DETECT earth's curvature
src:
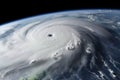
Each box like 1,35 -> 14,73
0,10 -> 120,80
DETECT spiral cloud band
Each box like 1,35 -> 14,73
0,10 -> 120,80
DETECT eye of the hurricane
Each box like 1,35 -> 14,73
47,34 -> 53,37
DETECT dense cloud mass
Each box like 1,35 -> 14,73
0,10 -> 120,80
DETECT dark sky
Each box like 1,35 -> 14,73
0,0 -> 119,24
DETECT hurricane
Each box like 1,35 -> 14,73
0,10 -> 120,80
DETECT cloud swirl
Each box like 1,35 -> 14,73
0,10 -> 120,80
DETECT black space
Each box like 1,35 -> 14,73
0,0 -> 119,24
